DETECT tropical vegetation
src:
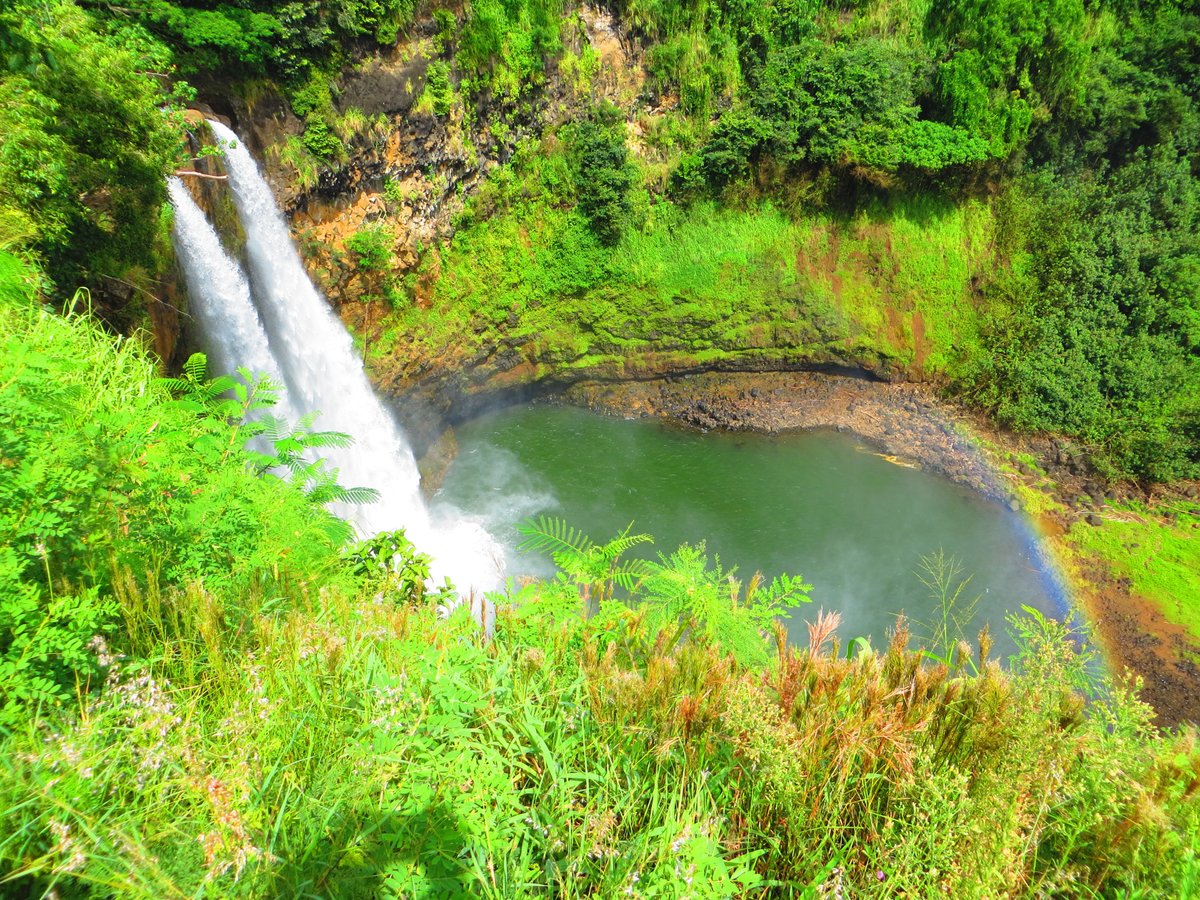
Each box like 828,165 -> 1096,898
2,0 -> 1199,895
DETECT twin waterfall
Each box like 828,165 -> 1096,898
170,121 -> 501,603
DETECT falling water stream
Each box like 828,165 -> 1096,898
171,125 -> 502,599
167,177 -> 300,426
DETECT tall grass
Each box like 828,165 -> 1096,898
273,136 -> 322,193
4,581 -> 1198,898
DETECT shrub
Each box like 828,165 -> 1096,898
423,60 -> 454,117
300,114 -> 342,161
0,265 -> 353,713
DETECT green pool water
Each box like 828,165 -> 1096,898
433,403 -> 1064,658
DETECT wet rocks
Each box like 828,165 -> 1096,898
561,371 -> 1011,505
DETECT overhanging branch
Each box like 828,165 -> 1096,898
175,170 -> 227,180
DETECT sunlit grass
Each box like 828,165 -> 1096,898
5,577 -> 1199,897
371,175 -> 990,387
1070,502 -> 1200,641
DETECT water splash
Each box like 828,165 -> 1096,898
198,122 -> 502,600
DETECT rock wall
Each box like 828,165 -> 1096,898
177,10 -> 928,423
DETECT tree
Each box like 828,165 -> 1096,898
927,0 -> 1088,156
573,119 -> 634,245
0,1 -> 184,302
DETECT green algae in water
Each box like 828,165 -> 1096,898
434,403 -> 1063,659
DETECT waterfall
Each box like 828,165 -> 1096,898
187,122 -> 501,601
167,177 -> 299,426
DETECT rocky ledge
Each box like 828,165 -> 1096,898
562,370 -> 1017,506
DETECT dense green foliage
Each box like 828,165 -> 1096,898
928,0 -> 1086,157
958,5 -> 1200,481
968,156 -> 1200,480
692,37 -> 991,185
2,271 -> 1198,896
0,1 -> 184,304
622,0 -> 1086,179
680,0 -> 1198,479
374,139 -> 990,397
455,0 -> 563,99
355,0 -> 1198,480
0,252 -> 363,718
116,0 -> 416,76
422,59 -> 454,116
571,117 -> 636,245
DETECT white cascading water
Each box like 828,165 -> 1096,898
167,177 -> 300,427
194,121 -> 502,601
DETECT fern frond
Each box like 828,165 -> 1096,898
163,396 -> 205,415
288,456 -> 323,478
247,388 -> 280,413
239,415 -> 268,436
182,352 -> 208,383
317,515 -> 355,544
337,485 -> 381,505
242,449 -> 278,470
610,558 -> 655,592
302,429 -> 356,450
202,374 -> 238,399
636,542 -> 806,667
304,482 -> 343,504
599,524 -> 654,560
517,516 -> 596,557
256,415 -> 292,442
158,376 -> 191,395
760,573 -> 811,613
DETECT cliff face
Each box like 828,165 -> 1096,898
167,8 -> 698,409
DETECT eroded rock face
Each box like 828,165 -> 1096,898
195,17 -> 579,311
282,100 -> 493,311
336,54 -> 430,119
